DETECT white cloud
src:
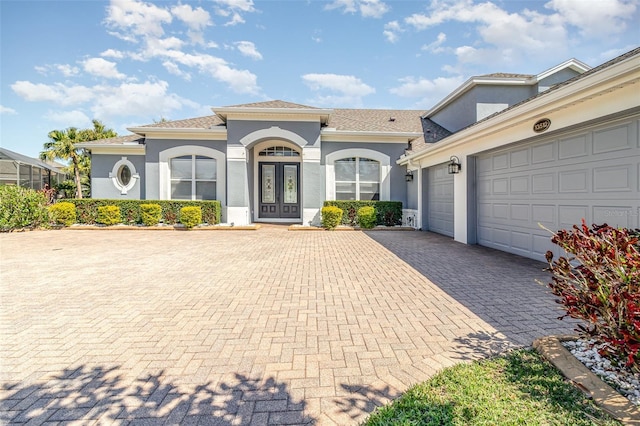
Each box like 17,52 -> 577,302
422,32 -> 447,53
213,0 -> 256,25
235,41 -> 263,60
11,81 -> 94,106
390,75 -> 464,107
545,0 -> 637,37
162,61 -> 191,80
101,48 -> 126,59
0,105 -> 17,115
171,4 -> 211,31
104,0 -> 173,42
325,0 -> 389,18
44,110 -> 92,127
82,58 -> 126,79
404,0 -> 570,65
302,73 -> 375,106
171,4 -> 212,43
383,21 -> 403,43
34,64 -> 80,77
90,80 -> 190,118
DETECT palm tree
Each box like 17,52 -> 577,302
40,120 -> 117,199
40,127 -> 85,198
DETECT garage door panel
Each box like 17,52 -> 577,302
427,163 -> 454,237
594,124 -> 632,153
559,135 -> 588,159
476,116 -> 640,262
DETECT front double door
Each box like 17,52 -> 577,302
258,162 -> 300,219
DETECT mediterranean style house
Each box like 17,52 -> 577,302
81,47 -> 640,262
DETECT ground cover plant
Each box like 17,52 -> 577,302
544,221 -> 640,373
363,349 -> 620,425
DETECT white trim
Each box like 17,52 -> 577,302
213,107 -> 332,125
109,157 -> 139,195
240,126 -> 308,148
325,148 -> 391,201
321,129 -> 421,143
128,127 -> 227,141
158,145 -> 226,204
252,140 -> 302,223
80,145 -> 145,155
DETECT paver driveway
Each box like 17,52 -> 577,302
0,228 -> 576,425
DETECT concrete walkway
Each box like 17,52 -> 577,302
0,228 -> 576,425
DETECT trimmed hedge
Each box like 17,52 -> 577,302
97,205 -> 121,225
323,201 -> 402,226
180,206 -> 202,229
357,206 -> 376,229
140,204 -> 162,226
63,199 -> 221,226
49,202 -> 76,226
321,206 -> 343,229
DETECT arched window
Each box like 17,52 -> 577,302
170,155 -> 216,200
335,157 -> 380,200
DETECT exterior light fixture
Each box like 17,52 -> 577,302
405,170 -> 414,182
448,156 -> 461,174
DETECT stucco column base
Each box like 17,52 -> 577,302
533,335 -> 640,425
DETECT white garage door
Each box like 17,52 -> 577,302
427,162 -> 454,237
477,115 -> 640,262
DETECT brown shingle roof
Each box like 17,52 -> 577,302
140,115 -> 224,129
223,100 -> 319,109
328,108 -> 426,133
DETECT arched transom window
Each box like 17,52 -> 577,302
258,146 -> 300,157
335,157 -> 380,200
170,155 -> 216,200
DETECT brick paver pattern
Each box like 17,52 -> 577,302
0,229 -> 576,425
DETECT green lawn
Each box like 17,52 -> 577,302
363,349 -> 620,426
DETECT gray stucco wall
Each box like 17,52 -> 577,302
406,177 -> 418,210
431,85 -> 536,133
538,69 -> 581,91
144,139 -> 228,200
91,154 -> 145,199
227,120 -> 322,148
321,141 -> 408,205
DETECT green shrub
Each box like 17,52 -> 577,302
323,201 -> 402,226
544,220 -> 640,373
180,206 -> 202,228
321,206 -> 343,230
140,203 -> 162,226
0,185 -> 49,231
357,206 -> 376,229
97,205 -> 121,225
65,199 -> 221,225
49,202 -> 76,226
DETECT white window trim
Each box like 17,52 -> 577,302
109,157 -> 139,195
159,146 -> 226,204
326,148 -> 391,201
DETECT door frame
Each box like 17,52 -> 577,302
252,140 -> 302,223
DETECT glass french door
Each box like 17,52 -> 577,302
258,162 -> 300,219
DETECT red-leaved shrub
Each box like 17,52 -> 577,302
545,220 -> 640,373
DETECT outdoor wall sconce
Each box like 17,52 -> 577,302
448,156 -> 462,174
405,171 -> 414,182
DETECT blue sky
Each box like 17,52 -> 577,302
1,0 -> 638,158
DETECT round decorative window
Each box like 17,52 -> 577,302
110,157 -> 139,195
117,165 -> 132,186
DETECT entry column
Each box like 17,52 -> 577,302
226,145 -> 251,225
302,146 -> 322,226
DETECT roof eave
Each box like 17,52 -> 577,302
213,107 -> 333,124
